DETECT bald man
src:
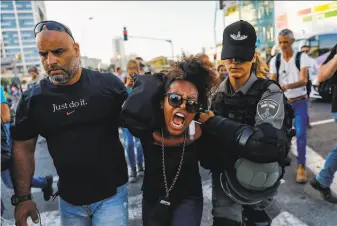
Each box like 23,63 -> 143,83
10,21 -> 129,226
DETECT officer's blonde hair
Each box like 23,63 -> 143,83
253,51 -> 269,79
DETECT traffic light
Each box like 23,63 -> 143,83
123,27 -> 128,41
219,0 -> 224,10
213,53 -> 217,61
15,54 -> 21,61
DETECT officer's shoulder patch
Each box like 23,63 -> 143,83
257,99 -> 280,121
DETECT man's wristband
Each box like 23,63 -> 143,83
11,194 -> 32,206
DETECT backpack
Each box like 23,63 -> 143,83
275,52 -> 311,94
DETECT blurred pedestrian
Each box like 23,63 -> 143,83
310,44 -> 337,204
27,66 -> 43,90
217,64 -> 228,82
123,60 -> 145,183
116,66 -> 127,83
270,28 -> 311,184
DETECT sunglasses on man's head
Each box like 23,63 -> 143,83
34,21 -> 75,41
165,93 -> 200,113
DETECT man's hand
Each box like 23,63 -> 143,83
197,111 -> 215,124
125,76 -> 134,88
280,84 -> 288,91
14,200 -> 39,226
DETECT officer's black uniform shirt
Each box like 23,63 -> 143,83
12,68 -> 129,205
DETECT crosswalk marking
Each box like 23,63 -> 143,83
310,118 -> 335,127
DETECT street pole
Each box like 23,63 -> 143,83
82,17 -> 94,63
128,35 -> 174,61
213,1 -> 218,65
169,40 -> 174,61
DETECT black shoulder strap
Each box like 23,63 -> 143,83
295,52 -> 302,72
246,78 -> 270,97
275,54 -> 281,82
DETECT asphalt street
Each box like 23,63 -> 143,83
1,98 -> 337,226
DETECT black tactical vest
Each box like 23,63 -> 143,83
212,78 -> 269,126
212,78 -> 295,153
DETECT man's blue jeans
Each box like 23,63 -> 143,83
1,122 -> 47,189
290,98 -> 308,165
59,184 -> 128,226
122,128 -> 144,169
316,113 -> 337,188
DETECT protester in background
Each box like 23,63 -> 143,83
116,67 -> 127,83
270,28 -> 311,184
136,56 -> 145,75
0,87 -> 11,127
1,116 -> 12,217
301,45 -> 319,129
11,20 -> 129,225
27,66 -> 43,90
124,60 -> 145,182
267,45 -> 281,68
9,84 -> 20,111
217,64 -> 228,82
310,44 -> 337,204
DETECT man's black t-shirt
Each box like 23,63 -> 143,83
322,44 -> 337,112
12,68 -> 129,205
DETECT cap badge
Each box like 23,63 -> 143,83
230,31 -> 248,41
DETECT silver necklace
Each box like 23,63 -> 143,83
161,129 -> 186,198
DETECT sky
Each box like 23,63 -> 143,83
45,1 -> 218,64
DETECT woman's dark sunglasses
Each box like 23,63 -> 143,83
34,21 -> 75,41
165,93 -> 200,113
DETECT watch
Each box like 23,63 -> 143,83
11,194 -> 32,206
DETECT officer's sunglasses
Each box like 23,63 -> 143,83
34,21 -> 75,41
228,58 -> 246,64
165,93 -> 200,113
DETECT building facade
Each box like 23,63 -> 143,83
1,1 -> 47,75
238,0 -> 275,51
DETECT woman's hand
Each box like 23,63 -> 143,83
125,76 -> 134,88
197,111 -> 215,124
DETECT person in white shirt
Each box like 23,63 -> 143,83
270,29 -> 310,184
116,67 -> 126,84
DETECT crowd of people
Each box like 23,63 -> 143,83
1,18 -> 336,226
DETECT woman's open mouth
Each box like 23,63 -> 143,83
171,112 -> 186,129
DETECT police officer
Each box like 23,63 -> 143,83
198,20 -> 292,226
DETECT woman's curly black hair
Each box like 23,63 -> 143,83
154,53 -> 219,109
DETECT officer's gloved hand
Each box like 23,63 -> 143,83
237,125 -> 287,164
